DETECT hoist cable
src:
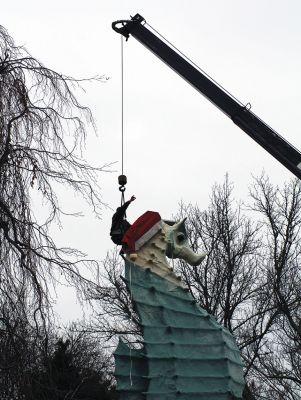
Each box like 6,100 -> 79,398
121,35 -> 124,175
119,36 -> 127,209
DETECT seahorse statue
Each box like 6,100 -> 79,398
114,211 -> 245,399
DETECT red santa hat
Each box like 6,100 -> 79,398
122,211 -> 162,253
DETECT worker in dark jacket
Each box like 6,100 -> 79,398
110,195 -> 136,245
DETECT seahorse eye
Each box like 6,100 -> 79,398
176,232 -> 186,243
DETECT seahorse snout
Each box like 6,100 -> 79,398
177,246 -> 206,266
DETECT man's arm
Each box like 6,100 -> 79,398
114,196 -> 136,219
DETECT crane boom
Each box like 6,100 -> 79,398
112,14 -> 301,180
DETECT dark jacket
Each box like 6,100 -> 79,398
110,200 -> 131,245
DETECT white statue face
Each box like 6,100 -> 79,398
163,219 -> 206,266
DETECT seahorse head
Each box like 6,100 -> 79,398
163,219 -> 206,266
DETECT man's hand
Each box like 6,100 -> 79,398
130,195 -> 136,202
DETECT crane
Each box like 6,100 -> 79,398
112,13 -> 301,180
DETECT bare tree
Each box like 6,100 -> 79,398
0,316 -> 117,400
0,24 -> 109,331
28,324 -> 117,400
247,175 -> 301,399
0,298 -> 40,399
88,249 -> 142,345
175,178 -> 262,330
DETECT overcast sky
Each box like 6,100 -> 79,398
3,1 -> 301,321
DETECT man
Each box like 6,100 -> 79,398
110,195 -> 136,245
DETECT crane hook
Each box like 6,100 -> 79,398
118,174 -> 127,206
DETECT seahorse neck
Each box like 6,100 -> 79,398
126,230 -> 184,287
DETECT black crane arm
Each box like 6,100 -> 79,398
112,14 -> 301,180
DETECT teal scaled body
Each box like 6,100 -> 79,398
114,260 -> 245,400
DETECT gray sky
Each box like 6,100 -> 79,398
3,0 -> 301,320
